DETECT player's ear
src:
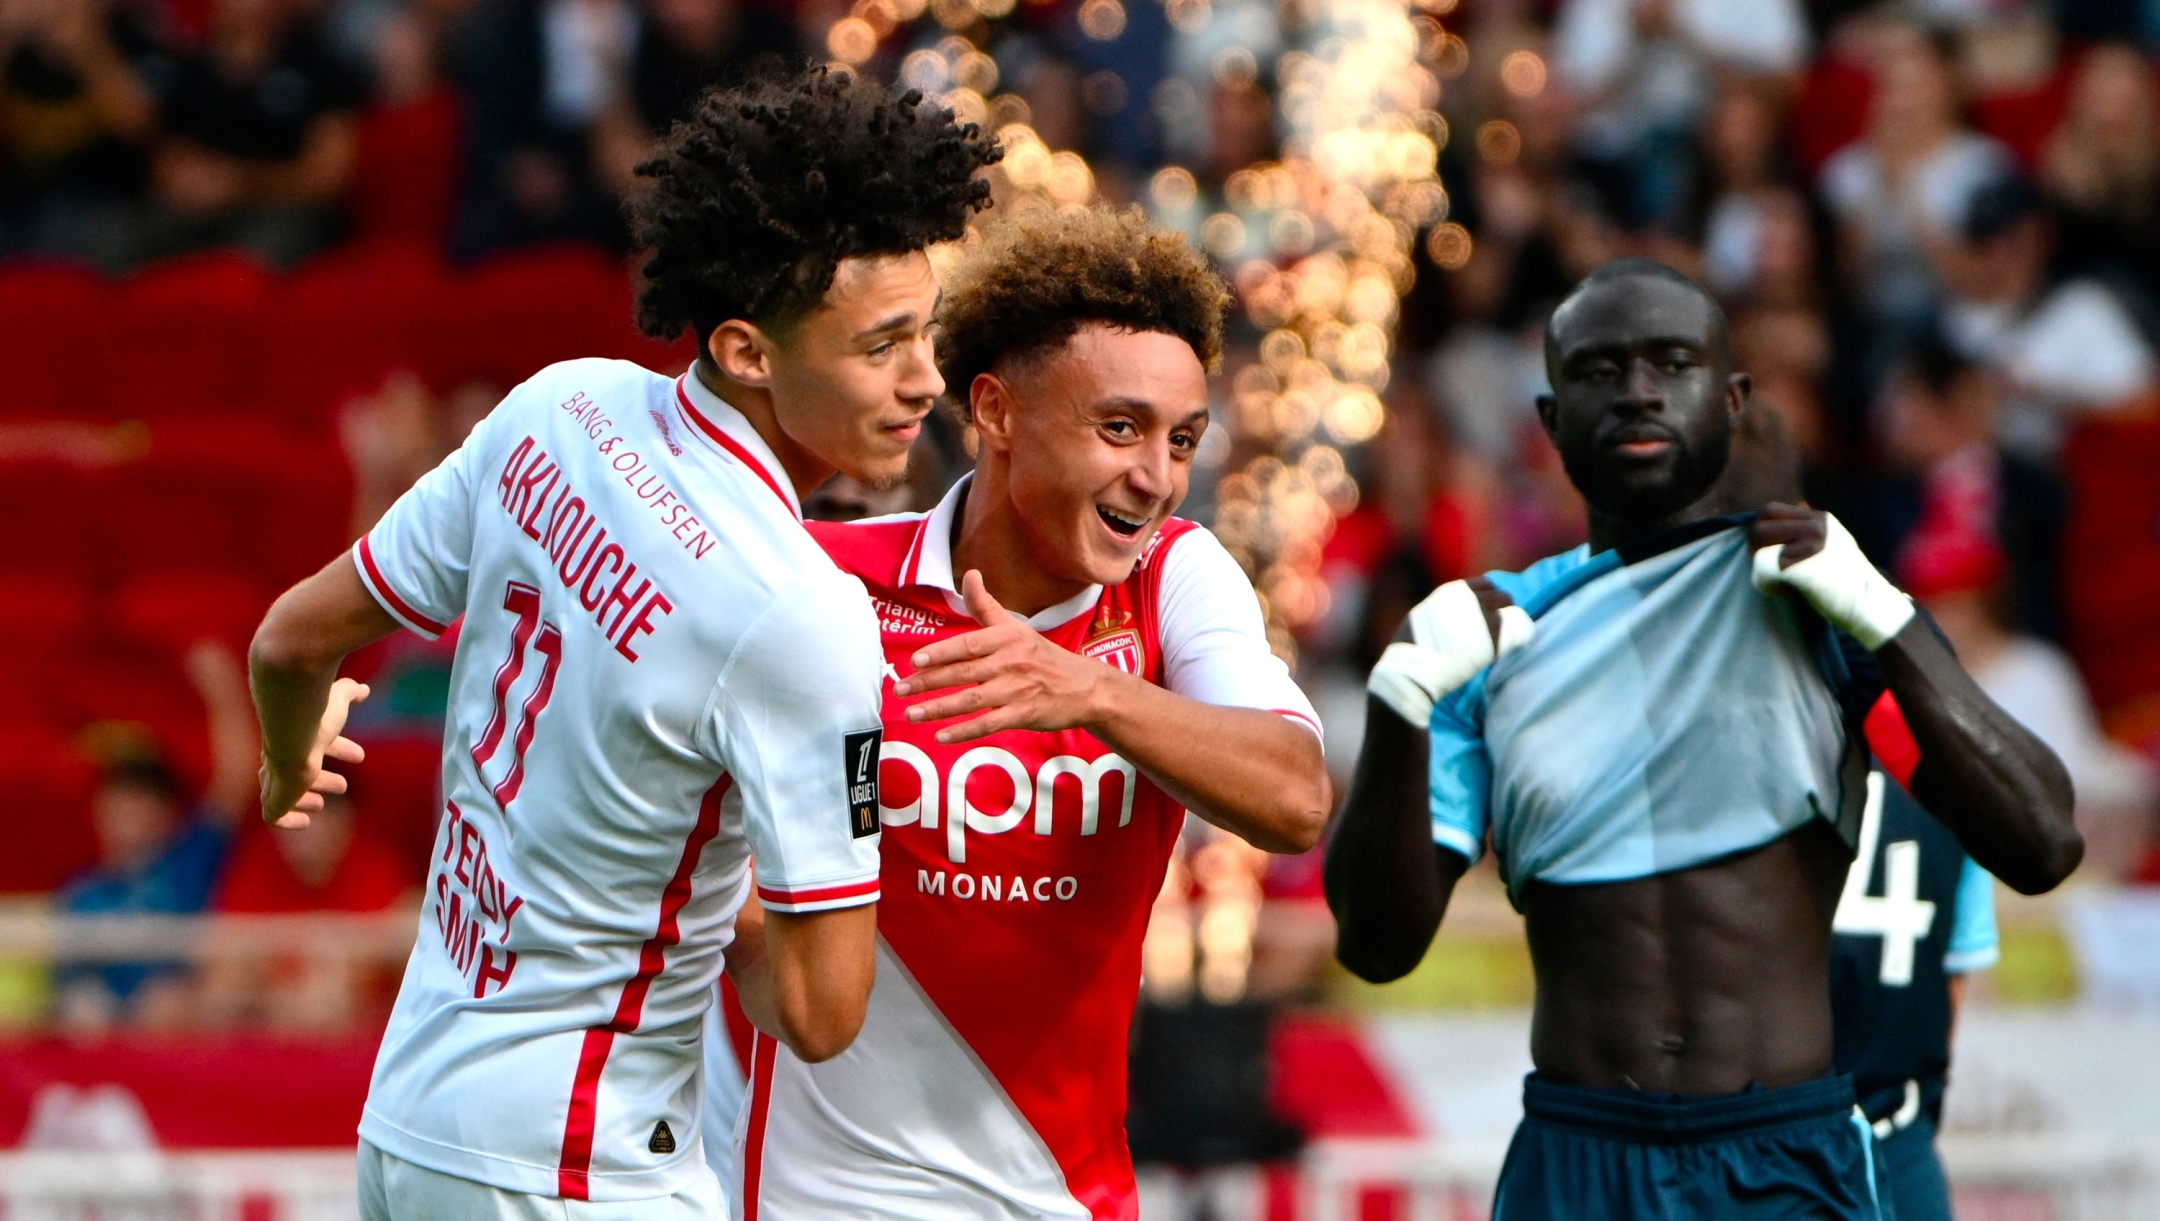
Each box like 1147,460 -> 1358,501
1726,371 -> 1752,420
707,320 -> 774,389
1534,393 -> 1559,440
969,373 -> 1016,455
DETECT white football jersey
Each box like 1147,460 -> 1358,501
352,359 -> 885,1203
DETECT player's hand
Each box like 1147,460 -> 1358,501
892,570 -> 1117,744
1750,503 -> 1914,650
258,678 -> 370,829
1367,576 -> 1533,727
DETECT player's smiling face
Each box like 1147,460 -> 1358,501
983,325 -> 1209,587
764,251 -> 944,489
1538,275 -> 1746,529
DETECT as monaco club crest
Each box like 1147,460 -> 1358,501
1082,604 -> 1144,675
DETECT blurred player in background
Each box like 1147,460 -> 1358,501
1326,258 -> 2080,1220
1740,395 -> 2002,1221
252,68 -> 998,1221
1832,743 -> 1998,1221
722,206 -> 1330,1220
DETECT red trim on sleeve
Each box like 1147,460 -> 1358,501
1272,708 -> 1324,740
356,535 -> 449,636
740,1030 -> 778,1221
675,380 -> 797,519
1864,692 -> 1922,790
556,774 -> 731,1198
756,876 -> 880,909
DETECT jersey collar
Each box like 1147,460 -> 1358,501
902,473 -> 1103,631
673,373 -> 802,520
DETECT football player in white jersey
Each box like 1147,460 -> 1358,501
724,207 -> 1333,1219
247,69 -> 999,1221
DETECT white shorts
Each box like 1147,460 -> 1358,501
359,1140 -> 728,1221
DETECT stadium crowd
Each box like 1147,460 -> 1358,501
2,0 -> 2159,1040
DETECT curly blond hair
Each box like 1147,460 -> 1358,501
935,205 -> 1229,418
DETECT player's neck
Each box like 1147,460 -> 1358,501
1585,481 -> 1733,554
692,362 -> 837,500
951,462 -> 1092,618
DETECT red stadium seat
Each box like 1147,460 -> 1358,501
351,92 -> 463,244
92,467 -> 252,577
417,246 -> 686,392
107,570 -> 271,654
0,463 -> 101,576
0,263 -> 106,418
2062,415 -> 2160,712
345,735 -> 445,876
104,253 -> 273,420
0,574 -> 92,724
258,241 -> 446,431
0,721 -> 100,891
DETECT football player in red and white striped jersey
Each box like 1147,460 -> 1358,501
724,206 -> 1331,1220
249,70 -> 998,1221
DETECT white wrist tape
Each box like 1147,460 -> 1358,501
1751,512 -> 1914,651
1368,580 -> 1533,725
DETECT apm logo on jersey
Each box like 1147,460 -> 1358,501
1082,605 -> 1144,675
845,728 -> 883,839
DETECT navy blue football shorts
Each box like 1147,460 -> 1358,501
1492,1073 -> 1888,1221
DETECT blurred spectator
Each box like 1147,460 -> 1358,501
51,642 -> 255,1030
588,0 -> 796,196
452,0 -> 637,256
1904,530 -> 2158,882
113,0 -> 361,268
1819,22 -> 2009,354
1422,240 -> 1548,468
1551,0 -> 1808,229
1880,331 -> 2064,641
2041,43 -> 2160,289
340,369 -> 498,537
1938,175 -> 2159,457
1688,87 -> 1818,308
0,0 -> 158,259
454,0 -> 796,257
349,4 -> 461,242
196,793 -> 417,1030
1732,304 -> 1829,463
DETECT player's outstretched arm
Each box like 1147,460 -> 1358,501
895,571 -> 1329,854
1325,578 -> 1522,982
724,894 -> 877,1064
1870,621 -> 2080,893
1325,692 -> 1470,983
251,551 -> 400,828
1752,505 -> 2081,893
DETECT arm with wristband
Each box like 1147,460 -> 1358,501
1325,575 -> 1530,982
1749,504 -> 2081,894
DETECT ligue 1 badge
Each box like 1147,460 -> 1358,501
1082,604 -> 1143,675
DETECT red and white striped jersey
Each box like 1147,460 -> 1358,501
353,359 -> 885,1203
730,474 -> 1319,1221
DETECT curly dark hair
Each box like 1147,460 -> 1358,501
936,205 -> 1230,418
628,68 -> 1000,346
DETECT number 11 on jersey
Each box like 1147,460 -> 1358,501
472,582 -> 565,811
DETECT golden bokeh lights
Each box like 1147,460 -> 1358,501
819,0 -> 1460,1002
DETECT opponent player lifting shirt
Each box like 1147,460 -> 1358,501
248,70 -> 998,1220
1325,258 -> 2080,1219
724,206 -> 1331,1220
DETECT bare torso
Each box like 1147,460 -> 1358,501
1521,819 -> 1851,1094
